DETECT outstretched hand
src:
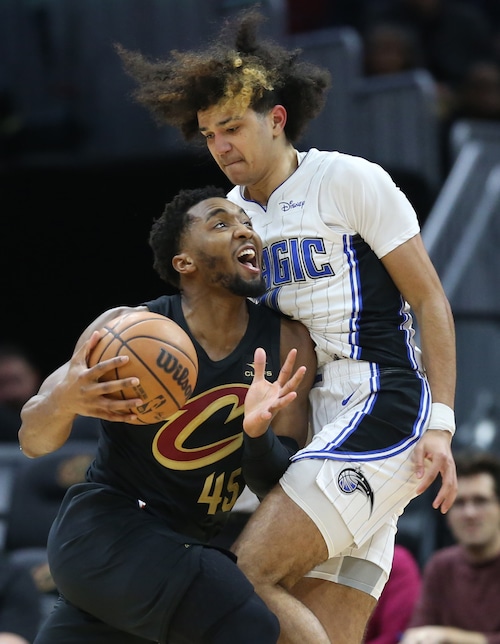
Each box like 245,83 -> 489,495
243,347 -> 306,438
412,429 -> 457,514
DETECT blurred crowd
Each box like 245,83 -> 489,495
288,0 -> 500,172
2,1 -> 500,641
0,344 -> 98,642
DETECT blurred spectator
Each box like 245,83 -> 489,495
6,451 -> 94,553
362,22 -> 423,76
0,343 -> 99,442
453,60 -> 500,122
0,344 -> 40,415
0,553 -> 41,643
358,19 -> 438,226
286,0 -> 374,34
439,59 -> 500,172
401,451 -> 500,644
0,344 -> 41,442
364,544 -> 421,644
368,0 -> 495,88
6,449 -> 95,620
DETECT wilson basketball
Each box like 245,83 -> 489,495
88,310 -> 198,425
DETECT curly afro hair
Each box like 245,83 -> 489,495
116,8 -> 331,143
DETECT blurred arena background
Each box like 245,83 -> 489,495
1,0 -> 500,567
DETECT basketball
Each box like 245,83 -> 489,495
88,310 -> 198,425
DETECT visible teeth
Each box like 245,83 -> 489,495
238,248 -> 255,259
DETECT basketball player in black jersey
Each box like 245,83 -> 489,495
19,185 -> 317,644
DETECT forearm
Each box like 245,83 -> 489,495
402,626 -> 488,644
19,374 -> 75,457
242,428 -> 298,499
418,296 -> 456,408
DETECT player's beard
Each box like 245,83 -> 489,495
201,250 -> 267,298
222,274 -> 267,298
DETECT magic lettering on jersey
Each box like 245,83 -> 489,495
261,237 -> 335,289
152,384 -> 248,470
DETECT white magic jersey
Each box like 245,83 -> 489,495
227,149 -> 422,370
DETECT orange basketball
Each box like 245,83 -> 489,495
88,310 -> 198,425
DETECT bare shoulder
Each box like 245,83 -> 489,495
90,304 -> 148,329
75,304 -> 149,349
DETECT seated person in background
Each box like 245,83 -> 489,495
453,60 -> 500,122
362,22 -> 423,77
401,451 -> 500,644
0,344 -> 41,442
6,450 -> 95,605
363,544 -> 421,644
0,553 -> 41,644
0,343 -> 99,443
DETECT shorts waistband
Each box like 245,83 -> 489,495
316,358 -> 375,383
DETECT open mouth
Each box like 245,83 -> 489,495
237,247 -> 258,269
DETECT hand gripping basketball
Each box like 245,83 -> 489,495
88,311 -> 198,425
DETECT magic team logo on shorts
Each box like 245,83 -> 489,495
338,467 -> 374,514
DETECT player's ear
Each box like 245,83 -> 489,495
270,105 -> 287,134
172,253 -> 196,275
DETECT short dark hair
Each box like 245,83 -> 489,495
454,451 -> 500,501
116,8 -> 331,143
149,185 -> 226,289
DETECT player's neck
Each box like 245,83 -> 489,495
464,532 -> 500,563
244,145 -> 298,206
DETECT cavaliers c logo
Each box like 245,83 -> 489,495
152,384 -> 248,470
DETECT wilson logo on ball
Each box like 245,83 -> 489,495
157,348 -> 195,399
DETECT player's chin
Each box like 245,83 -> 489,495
230,274 -> 266,298
245,278 -> 267,298
223,164 -> 247,184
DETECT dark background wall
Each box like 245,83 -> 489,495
0,0 -> 434,377
0,0 -> 264,377
1,153 -> 231,377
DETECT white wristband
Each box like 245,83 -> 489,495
428,403 -> 456,437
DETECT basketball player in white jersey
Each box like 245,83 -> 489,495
117,9 -> 457,643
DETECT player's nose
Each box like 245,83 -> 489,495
234,222 -> 253,238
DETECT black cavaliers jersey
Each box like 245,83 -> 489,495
87,295 -> 282,541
